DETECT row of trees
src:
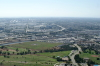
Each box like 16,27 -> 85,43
44,45 -> 78,53
0,51 -> 10,55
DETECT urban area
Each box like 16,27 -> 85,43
0,18 -> 100,66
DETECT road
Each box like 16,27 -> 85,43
74,44 -> 82,52
52,23 -> 66,32
68,44 -> 83,66
69,50 -> 79,66
54,44 -> 85,66
56,24 -> 66,31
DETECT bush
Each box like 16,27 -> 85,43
97,58 -> 99,60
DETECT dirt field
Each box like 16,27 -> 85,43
91,55 -> 99,57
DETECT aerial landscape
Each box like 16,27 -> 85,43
0,18 -> 100,66
0,0 -> 100,66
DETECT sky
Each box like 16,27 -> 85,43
0,0 -> 100,18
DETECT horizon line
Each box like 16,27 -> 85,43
0,17 -> 100,19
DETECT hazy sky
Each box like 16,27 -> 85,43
0,0 -> 100,18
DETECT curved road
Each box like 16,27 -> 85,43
68,44 -> 82,66
74,44 -> 82,52
54,44 -> 83,66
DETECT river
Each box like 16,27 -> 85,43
0,41 -> 30,46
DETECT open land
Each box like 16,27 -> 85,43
79,49 -> 100,64
0,41 -> 71,66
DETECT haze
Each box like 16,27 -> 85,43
0,0 -> 100,18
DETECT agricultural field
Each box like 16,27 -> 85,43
0,41 -> 71,66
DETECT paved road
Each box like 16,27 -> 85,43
54,63 -> 60,66
56,24 -> 66,31
54,44 -> 85,66
53,23 -> 66,32
69,50 -> 79,66
74,44 -> 82,52
68,44 -> 83,66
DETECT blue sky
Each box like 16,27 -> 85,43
0,0 -> 100,18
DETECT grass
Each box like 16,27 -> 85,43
0,41 -> 70,66
37,51 -> 71,58
6,41 -> 62,50
0,55 -> 56,66
79,52 -> 100,64
0,55 -> 56,62
0,54 -> 57,66
0,51 -> 71,66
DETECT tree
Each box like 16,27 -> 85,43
17,53 -> 20,55
25,51 -> 28,54
39,50 -> 42,53
25,61 -> 26,63
7,52 -> 10,55
0,62 -> 3,65
7,56 -> 10,58
74,55 -> 83,63
4,55 -> 6,58
1,46 -> 5,49
97,58 -> 99,60
28,49 -> 30,52
34,51 -> 37,54
52,56 -> 55,58
79,51 -> 81,54
16,48 -> 19,52
56,57 -> 62,61
87,60 -> 95,66
20,52 -> 25,55
13,52 -> 15,54
0,50 -> 2,54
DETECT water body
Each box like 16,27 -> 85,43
0,41 -> 30,46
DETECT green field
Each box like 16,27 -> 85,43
6,41 -> 62,50
0,51 -> 70,66
0,41 -> 70,66
79,52 -> 100,64
0,54 -> 57,66
37,51 -> 71,57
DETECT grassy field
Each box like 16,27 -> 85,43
6,41 -> 62,51
79,52 -> 100,64
0,54 -> 57,66
0,51 -> 70,66
0,41 -> 71,66
37,51 -> 71,58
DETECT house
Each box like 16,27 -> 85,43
83,58 -> 90,62
62,56 -> 69,61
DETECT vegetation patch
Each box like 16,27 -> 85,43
6,41 -> 62,50
0,41 -> 72,66
79,52 -> 100,64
